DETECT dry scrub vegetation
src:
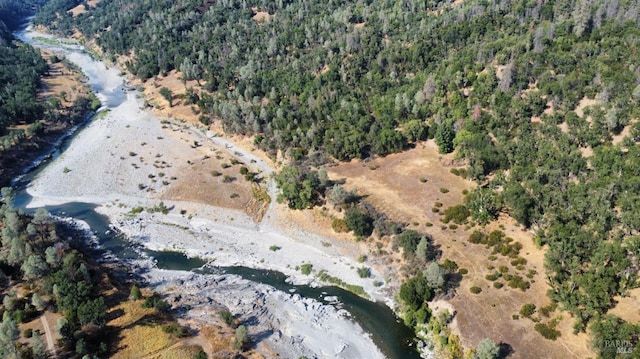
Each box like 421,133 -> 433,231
327,141 -> 593,358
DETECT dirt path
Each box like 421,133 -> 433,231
40,315 -> 56,355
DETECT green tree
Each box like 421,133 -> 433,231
232,325 -> 249,351
435,120 -> 455,154
130,285 -> 142,300
344,208 -> 374,238
473,338 -> 499,359
159,87 -> 173,107
31,331 -> 47,359
424,262 -> 445,292
0,314 -> 19,358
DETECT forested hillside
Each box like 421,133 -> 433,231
33,0 -> 640,357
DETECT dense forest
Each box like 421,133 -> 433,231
32,0 -> 640,357
0,0 -> 101,187
0,0 -> 49,141
0,188 -> 109,358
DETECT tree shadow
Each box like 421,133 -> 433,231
498,342 -> 514,358
250,329 -> 274,346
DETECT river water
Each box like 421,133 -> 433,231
13,27 -> 422,359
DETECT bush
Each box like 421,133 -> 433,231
357,266 -> 371,278
219,309 -> 235,328
493,281 -> 504,289
520,303 -> 536,317
442,205 -> 470,224
300,263 -> 313,275
468,230 -> 485,244
439,187 -> 449,193
163,323 -> 189,337
269,245 -> 281,251
232,325 -> 249,350
470,286 -> 482,294
508,275 -> 530,291
331,218 -> 349,232
539,303 -> 558,317
534,322 -> 561,340
23,328 -> 33,338
344,208 -> 374,238
130,285 -> 142,300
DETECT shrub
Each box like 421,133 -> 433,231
508,276 -> 530,291
357,267 -> 371,278
163,323 -> 189,337
442,258 -> 458,272
219,309 -> 235,327
459,268 -> 468,275
269,245 -> 281,251
539,303 -> 558,317
442,205 -> 470,224
130,285 -> 142,300
344,208 -> 374,238
439,187 -> 449,193
485,272 -> 501,281
534,322 -> 561,340
511,257 -> 527,266
468,230 -> 485,244
493,281 -> 504,289
331,218 -> 349,233
520,303 -> 536,317
470,286 -> 482,294
23,328 -> 33,338
232,325 -> 249,350
300,263 -> 313,275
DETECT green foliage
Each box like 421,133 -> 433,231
470,286 -> 482,294
142,293 -> 171,312
534,322 -> 561,340
357,266 -> 371,278
130,285 -> 141,300
300,263 -> 313,275
232,325 -> 249,351
590,315 -> 640,359
435,120 -> 455,154
519,303 -> 536,318
441,205 -> 470,224
396,230 -> 422,257
275,166 -> 327,210
162,322 -> 189,338
159,87 -> 173,107
218,309 -> 235,328
344,208 -> 374,238
473,338 -> 499,359
399,272 -> 433,311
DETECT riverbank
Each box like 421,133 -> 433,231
0,46 -> 97,188
143,268 -> 385,359
18,26 -> 414,358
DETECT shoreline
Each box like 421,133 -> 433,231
17,26 -> 423,359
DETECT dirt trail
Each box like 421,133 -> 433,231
40,315 -> 56,354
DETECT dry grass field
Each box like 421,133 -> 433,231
327,141 -> 594,358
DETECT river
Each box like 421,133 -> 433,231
13,25 -> 424,359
